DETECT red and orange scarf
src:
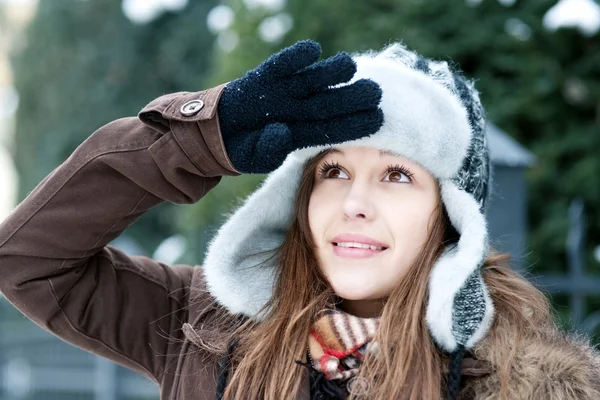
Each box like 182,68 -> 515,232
308,309 -> 381,383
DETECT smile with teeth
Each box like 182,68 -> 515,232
334,242 -> 386,251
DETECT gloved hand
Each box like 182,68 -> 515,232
217,40 -> 384,174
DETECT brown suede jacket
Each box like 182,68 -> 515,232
1,85 -> 599,399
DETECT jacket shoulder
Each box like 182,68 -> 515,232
462,329 -> 600,399
183,265 -> 235,342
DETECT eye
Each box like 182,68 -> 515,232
318,161 -> 349,180
384,164 -> 414,183
317,161 -> 415,183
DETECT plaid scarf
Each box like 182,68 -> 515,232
308,309 -> 381,383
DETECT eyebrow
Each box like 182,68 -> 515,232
379,149 -> 401,157
327,148 -> 400,157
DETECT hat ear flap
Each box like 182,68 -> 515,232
453,270 -> 495,349
203,155 -> 305,318
426,180 -> 494,352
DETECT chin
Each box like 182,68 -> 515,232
329,280 -> 381,301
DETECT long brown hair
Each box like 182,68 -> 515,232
191,150 -> 555,399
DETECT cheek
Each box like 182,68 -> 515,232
386,197 -> 437,249
308,188 -> 337,239
308,192 -> 326,245
307,194 -> 317,236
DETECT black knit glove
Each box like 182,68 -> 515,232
217,40 -> 384,174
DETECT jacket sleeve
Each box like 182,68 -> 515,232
0,83 -> 239,384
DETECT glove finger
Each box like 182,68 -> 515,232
287,52 -> 356,98
258,40 -> 322,79
254,123 -> 293,173
228,123 -> 292,174
296,79 -> 382,120
290,108 -> 384,149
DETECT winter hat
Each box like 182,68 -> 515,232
204,42 -> 493,391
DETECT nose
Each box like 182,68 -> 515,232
342,182 -> 375,221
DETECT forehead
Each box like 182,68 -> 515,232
328,147 -> 398,156
323,146 -> 408,162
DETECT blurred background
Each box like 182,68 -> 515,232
0,0 -> 599,398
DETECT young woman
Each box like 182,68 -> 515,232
0,40 -> 598,400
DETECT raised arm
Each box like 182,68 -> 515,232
0,84 -> 238,384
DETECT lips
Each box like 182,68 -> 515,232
332,244 -> 386,259
331,233 -> 388,249
330,233 -> 388,259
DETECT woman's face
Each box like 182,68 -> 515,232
308,146 -> 439,311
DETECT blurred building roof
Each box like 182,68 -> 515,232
488,123 -> 536,168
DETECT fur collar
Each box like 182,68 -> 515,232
461,328 -> 600,399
